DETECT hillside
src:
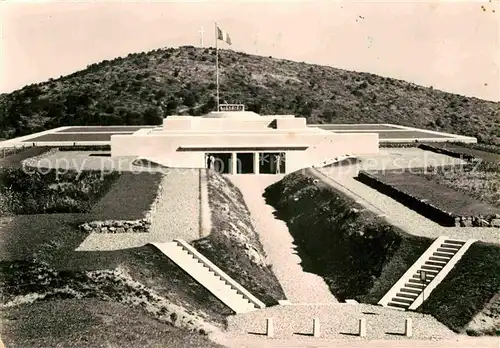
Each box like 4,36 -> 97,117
1,46 -> 499,145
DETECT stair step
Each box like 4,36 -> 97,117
417,269 -> 439,277
400,287 -> 422,295
421,265 -> 443,272
405,283 -> 425,289
425,260 -> 446,267
387,302 -> 409,309
429,256 -> 450,262
440,243 -> 462,250
396,292 -> 418,299
444,239 -> 465,245
408,278 -> 431,284
433,252 -> 453,258
155,243 -> 257,313
391,297 -> 413,305
436,247 -> 458,254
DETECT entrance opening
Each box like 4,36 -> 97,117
259,152 -> 285,174
236,153 -> 254,174
206,153 -> 232,174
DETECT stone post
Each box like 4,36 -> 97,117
405,318 -> 413,337
266,318 -> 274,337
313,318 -> 320,337
358,318 -> 366,337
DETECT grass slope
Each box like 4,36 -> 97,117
0,46 -> 499,145
0,298 -> 223,348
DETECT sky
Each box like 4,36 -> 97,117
0,0 -> 499,101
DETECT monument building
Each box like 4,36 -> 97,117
110,105 -> 379,174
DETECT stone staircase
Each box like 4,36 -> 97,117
378,236 -> 476,311
150,239 -> 265,314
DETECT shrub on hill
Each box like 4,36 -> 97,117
0,168 -> 120,214
0,47 -> 498,145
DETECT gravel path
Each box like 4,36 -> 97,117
212,334 -> 497,348
77,169 -> 200,251
224,303 -> 455,340
228,175 -> 338,304
314,168 -> 500,245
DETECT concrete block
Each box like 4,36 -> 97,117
405,318 -> 413,337
266,318 -> 274,337
358,318 -> 367,337
313,318 -> 320,337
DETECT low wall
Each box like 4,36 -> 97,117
418,144 -> 476,162
79,218 -> 151,233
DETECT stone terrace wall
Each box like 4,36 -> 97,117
79,218 -> 151,233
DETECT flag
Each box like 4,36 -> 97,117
217,25 -> 232,45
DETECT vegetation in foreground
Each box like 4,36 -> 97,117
0,46 -> 498,145
0,298 -> 223,348
264,169 -> 500,335
0,168 -> 120,215
193,171 -> 286,306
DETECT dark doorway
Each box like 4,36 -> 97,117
206,153 -> 232,174
237,153 -> 254,174
259,152 -> 286,174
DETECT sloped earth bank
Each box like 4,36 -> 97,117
0,260 -> 221,334
263,170 -> 500,335
192,171 -> 286,306
0,299 -> 223,348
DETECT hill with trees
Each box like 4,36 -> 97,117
1,46 -> 499,145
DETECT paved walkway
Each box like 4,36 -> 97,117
211,334 -> 497,348
228,175 -> 338,304
222,302 -> 454,341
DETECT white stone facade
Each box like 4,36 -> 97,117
110,111 -> 379,174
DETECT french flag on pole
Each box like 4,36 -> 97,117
216,25 -> 232,45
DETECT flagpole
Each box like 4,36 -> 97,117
215,21 -> 220,112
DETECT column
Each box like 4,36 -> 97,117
254,152 -> 260,174
231,152 -> 237,174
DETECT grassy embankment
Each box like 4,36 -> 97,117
0,162 -> 227,347
193,170 -> 286,306
264,170 -> 500,335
